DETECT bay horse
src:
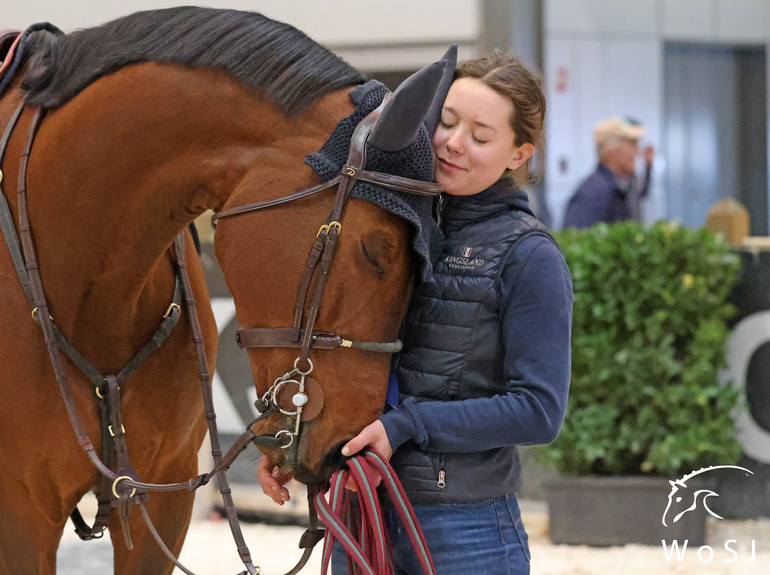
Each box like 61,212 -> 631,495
0,7 -> 452,574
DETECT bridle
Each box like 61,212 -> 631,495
211,94 -> 442,451
0,89 -> 441,575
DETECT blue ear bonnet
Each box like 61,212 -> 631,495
305,80 -> 443,282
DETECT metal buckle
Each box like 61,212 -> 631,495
31,307 -> 53,322
164,303 -> 181,318
316,221 -> 342,237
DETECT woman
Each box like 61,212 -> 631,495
260,51 -> 573,575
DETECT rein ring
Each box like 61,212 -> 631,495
112,475 -> 138,499
276,430 -> 295,449
293,357 -> 313,375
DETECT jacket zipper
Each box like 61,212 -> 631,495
436,193 -> 446,229
437,469 -> 446,488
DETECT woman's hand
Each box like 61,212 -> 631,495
257,456 -> 293,505
340,420 -> 393,491
341,419 -> 393,460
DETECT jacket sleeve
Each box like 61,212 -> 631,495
380,235 -> 573,453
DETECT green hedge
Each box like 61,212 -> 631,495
538,221 -> 743,476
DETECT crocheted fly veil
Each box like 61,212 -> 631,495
305,80 -> 445,281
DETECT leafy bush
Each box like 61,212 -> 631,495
539,221 -> 743,476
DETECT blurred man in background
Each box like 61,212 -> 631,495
562,116 -> 654,228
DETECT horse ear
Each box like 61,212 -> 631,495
423,44 -> 458,137
367,55 -> 452,153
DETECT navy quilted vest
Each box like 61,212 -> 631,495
391,186 -> 552,503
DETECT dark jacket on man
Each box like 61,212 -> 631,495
563,163 -> 651,229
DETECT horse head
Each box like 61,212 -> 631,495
212,49 -> 456,486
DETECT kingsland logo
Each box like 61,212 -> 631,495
445,255 -> 485,266
445,247 -> 485,268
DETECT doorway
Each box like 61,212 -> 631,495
664,43 -> 768,235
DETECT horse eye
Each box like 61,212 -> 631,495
360,241 -> 385,276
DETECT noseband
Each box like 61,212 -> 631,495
211,95 -> 442,449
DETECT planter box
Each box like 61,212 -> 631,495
546,475 -> 710,546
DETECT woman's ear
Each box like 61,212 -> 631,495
507,142 -> 535,171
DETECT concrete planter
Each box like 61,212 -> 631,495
546,475 -> 709,546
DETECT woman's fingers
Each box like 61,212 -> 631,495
339,420 -> 392,492
256,457 -> 293,505
341,420 -> 393,460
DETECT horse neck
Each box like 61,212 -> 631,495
25,63 -> 350,362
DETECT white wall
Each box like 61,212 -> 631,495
6,1 -> 480,71
544,0 -> 770,228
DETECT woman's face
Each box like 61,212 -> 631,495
433,77 -> 534,196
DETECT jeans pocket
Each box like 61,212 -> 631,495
506,496 -> 531,563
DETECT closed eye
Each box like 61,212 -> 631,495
360,241 -> 385,276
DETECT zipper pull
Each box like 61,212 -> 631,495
435,194 -> 446,228
437,470 -> 446,488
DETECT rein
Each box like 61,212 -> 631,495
316,450 -> 436,575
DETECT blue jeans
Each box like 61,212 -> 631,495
332,495 -> 530,575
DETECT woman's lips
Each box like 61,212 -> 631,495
438,157 -> 464,171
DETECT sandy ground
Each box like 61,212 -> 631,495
56,495 -> 770,575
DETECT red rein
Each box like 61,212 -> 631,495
315,450 -> 435,575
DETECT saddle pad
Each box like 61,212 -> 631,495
0,30 -> 21,87
0,23 -> 62,98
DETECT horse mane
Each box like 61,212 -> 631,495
21,6 -> 364,114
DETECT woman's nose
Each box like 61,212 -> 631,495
445,131 -> 464,153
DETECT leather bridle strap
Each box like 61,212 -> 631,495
210,97 -> 442,226
2,97 -> 370,575
339,165 -> 443,196
290,99 -> 385,367
210,176 -> 342,225
0,99 -> 34,301
235,327 -> 402,354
